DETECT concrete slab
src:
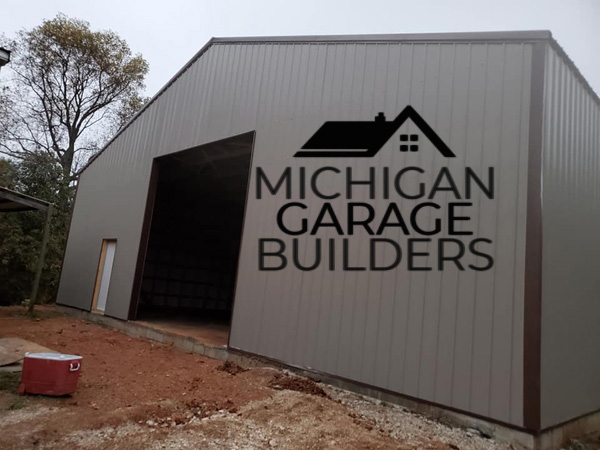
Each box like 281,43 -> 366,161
136,318 -> 229,347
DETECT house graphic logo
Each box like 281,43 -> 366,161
255,105 -> 496,273
295,105 -> 456,158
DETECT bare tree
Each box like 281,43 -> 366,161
0,14 -> 149,182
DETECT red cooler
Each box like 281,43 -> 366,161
19,352 -> 83,396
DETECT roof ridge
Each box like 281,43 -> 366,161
212,30 -> 552,45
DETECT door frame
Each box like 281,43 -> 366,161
91,238 -> 118,314
127,131 -> 256,321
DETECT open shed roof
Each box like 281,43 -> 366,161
0,186 -> 50,213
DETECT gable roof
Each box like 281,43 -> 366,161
295,106 -> 455,157
80,30 -> 597,174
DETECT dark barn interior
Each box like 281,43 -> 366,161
135,133 -> 254,345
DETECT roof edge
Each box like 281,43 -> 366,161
547,37 -> 600,106
79,30 -> 554,176
0,186 -> 50,211
79,37 -> 217,175
212,30 -> 553,44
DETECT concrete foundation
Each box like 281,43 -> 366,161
56,305 -> 229,361
56,305 -> 599,450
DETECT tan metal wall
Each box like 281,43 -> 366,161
223,40 -> 533,426
57,35 -> 538,426
540,43 -> 600,428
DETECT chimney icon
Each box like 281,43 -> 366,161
375,112 -> 386,122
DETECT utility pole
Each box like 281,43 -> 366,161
29,204 -> 53,315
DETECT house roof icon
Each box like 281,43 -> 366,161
294,106 -> 455,158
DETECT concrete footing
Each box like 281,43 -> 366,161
55,305 -> 599,450
55,306 -> 229,361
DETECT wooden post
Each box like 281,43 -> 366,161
29,204 -> 53,315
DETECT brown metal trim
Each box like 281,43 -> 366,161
213,30 -> 552,44
55,179 -> 80,307
227,347 -> 531,433
90,239 -> 112,314
88,237 -> 118,314
128,161 -> 160,320
226,131 -> 257,348
88,240 -> 105,312
523,41 -> 547,431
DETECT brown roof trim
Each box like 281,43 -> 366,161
213,30 -> 552,44
127,159 -> 160,320
522,40 -> 547,431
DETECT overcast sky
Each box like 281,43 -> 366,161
4,0 -> 600,97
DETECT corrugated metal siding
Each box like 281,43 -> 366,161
540,44 -> 600,428
228,41 -> 533,426
58,39 -> 534,426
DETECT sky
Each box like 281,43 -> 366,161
4,0 -> 600,98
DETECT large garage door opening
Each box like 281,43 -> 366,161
132,132 -> 254,346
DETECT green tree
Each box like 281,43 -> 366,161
0,154 -> 69,305
0,158 -> 16,188
0,15 -> 148,305
0,14 -> 149,182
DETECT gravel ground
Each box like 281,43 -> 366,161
2,306 -> 598,449
24,385 -> 512,450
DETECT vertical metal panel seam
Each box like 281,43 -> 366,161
432,42 -> 459,402
356,43 -> 381,382
397,43 -> 416,393
432,42 -> 457,401
507,42 -> 527,424
346,43 -> 369,378
323,43 -> 349,373
418,43 -> 444,398
252,43 -> 274,352
382,41 -> 406,390
292,43 -> 319,366
486,42 -> 507,417
311,43 -> 334,367
414,42 -> 430,395
468,43 -> 491,412
449,42 -> 472,407
333,43 -> 357,376
371,42 -> 392,384
286,44 -> 312,363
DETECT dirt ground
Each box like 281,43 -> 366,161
0,306 -> 595,450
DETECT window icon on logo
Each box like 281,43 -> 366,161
400,134 -> 419,152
